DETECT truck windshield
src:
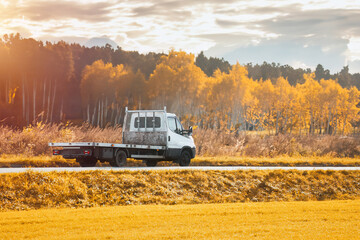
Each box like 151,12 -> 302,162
176,118 -> 184,131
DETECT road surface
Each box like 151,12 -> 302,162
1,166 -> 360,173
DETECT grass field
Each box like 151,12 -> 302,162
1,170 -> 360,210
0,200 -> 359,239
191,156 -> 360,166
1,155 -> 360,168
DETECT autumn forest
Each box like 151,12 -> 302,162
1,33 -> 360,135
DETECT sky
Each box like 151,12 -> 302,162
1,0 -> 360,73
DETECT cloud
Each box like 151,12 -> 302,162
38,35 -> 90,45
132,2 -> 192,21
126,30 -> 148,38
7,26 -> 32,38
214,5 -> 299,15
215,19 -> 240,28
10,1 -> 113,22
195,33 -> 256,47
1,0 -> 360,72
202,6 -> 360,72
130,0 -> 239,21
349,60 -> 360,73
129,22 -> 143,28
206,39 -> 347,73
254,8 -> 360,38
248,6 -> 295,14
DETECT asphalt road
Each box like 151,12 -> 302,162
1,166 -> 360,173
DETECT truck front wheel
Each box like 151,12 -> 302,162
110,150 -> 127,167
179,151 -> 191,166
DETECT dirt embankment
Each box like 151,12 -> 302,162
1,170 -> 360,211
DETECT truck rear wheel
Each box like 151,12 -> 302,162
179,151 -> 191,166
146,160 -> 158,167
110,150 -> 127,167
77,157 -> 97,167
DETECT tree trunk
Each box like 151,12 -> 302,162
60,98 -> 64,121
5,74 -> 8,103
42,78 -> 47,122
33,79 -> 36,123
87,104 -> 90,123
343,115 -> 347,135
284,114 -> 288,134
275,111 -> 280,134
327,110 -> 331,134
309,111 -> 313,134
100,98 -> 103,127
334,112 -> 338,135
22,75 -> 25,123
104,97 -> 108,125
46,79 -> 52,122
114,104 -> 120,127
118,107 -> 123,126
97,100 -> 100,127
50,80 -> 57,123
92,104 -> 96,126
26,79 -> 29,125
110,101 -> 115,126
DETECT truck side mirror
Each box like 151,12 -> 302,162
189,126 -> 193,136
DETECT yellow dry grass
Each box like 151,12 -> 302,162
0,155 -> 112,168
191,155 -> 360,166
1,170 -> 360,210
1,154 -> 360,168
0,200 -> 359,239
2,123 -> 360,158
0,155 -> 77,167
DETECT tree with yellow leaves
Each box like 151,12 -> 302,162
297,73 -> 322,134
273,77 -> 298,134
148,50 -> 207,121
81,60 -> 145,127
254,79 -> 276,133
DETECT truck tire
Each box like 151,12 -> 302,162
77,157 -> 97,167
110,150 -> 127,167
179,151 -> 191,166
146,160 -> 158,167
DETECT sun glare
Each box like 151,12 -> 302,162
348,37 -> 360,61
0,0 -> 8,7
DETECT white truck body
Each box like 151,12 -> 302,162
49,107 -> 196,167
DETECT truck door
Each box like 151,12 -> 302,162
167,116 -> 190,159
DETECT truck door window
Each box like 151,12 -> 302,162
168,117 -> 177,132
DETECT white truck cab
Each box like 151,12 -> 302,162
166,112 -> 196,161
123,107 -> 196,166
50,107 -> 196,167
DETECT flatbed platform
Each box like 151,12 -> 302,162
49,142 -> 166,150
